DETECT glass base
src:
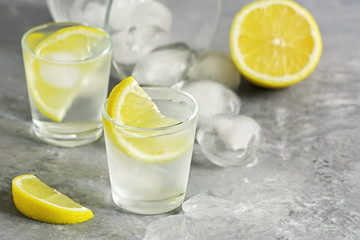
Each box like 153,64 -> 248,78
112,193 -> 185,215
32,122 -> 103,147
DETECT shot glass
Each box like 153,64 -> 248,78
21,22 -> 112,147
102,87 -> 199,214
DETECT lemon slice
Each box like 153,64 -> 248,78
104,76 -> 191,162
12,174 -> 93,224
25,26 -> 107,122
230,0 -> 322,88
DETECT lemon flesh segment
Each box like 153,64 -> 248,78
35,26 -> 107,61
12,174 -> 93,224
26,26 -> 107,122
230,0 -> 322,88
105,76 -> 190,163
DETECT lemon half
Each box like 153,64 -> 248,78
230,0 -> 322,88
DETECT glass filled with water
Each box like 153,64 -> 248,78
101,87 -> 199,214
21,22 -> 112,147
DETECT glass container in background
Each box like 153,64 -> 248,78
46,0 -> 222,78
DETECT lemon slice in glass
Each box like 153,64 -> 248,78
24,26 -> 107,122
104,76 -> 191,163
12,174 -> 93,224
230,0 -> 322,88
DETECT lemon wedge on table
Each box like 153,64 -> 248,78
103,76 -> 191,163
12,174 -> 93,224
24,26 -> 108,122
230,0 -> 322,88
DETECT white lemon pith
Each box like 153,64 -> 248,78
12,174 -> 93,224
25,26 -> 107,122
104,76 -> 191,163
230,0 -> 322,88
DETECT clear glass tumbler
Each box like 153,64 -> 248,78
102,87 -> 198,214
21,22 -> 112,147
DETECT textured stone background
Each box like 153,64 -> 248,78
0,0 -> 359,239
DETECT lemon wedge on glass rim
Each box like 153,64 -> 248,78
103,76 -> 192,163
23,25 -> 107,122
230,0 -> 322,88
12,174 -> 93,224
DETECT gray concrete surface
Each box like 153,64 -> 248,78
1,0 -> 359,239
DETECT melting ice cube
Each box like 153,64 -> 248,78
143,190 -> 246,240
126,0 -> 173,32
110,0 -> 173,66
143,215 -> 186,240
187,51 -> 241,90
174,80 -> 241,127
39,61 -> 80,89
132,43 -> 196,86
112,26 -> 170,66
182,190 -> 246,216
196,114 -> 263,167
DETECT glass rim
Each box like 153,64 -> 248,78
101,86 -> 199,132
21,21 -> 112,64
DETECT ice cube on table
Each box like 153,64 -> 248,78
143,191 -> 246,240
196,114 -> 263,167
182,190 -> 246,216
187,51 -> 241,90
183,191 -> 246,240
174,80 -> 241,127
112,26 -> 170,66
132,43 -> 196,86
143,215 -> 186,240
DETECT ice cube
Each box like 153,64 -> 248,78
182,190 -> 246,216
132,43 -> 196,86
108,0 -> 143,32
174,80 -> 241,127
143,191 -> 246,240
196,114 -> 263,167
191,143 -> 214,166
143,215 -> 186,240
183,191 -> 246,240
109,0 -> 172,66
39,62 -> 80,89
127,0 -> 173,32
68,0 -> 107,28
187,51 -> 241,90
112,26 -> 170,66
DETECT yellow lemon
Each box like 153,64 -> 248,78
103,76 -> 191,162
230,0 -> 322,88
12,174 -> 93,224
